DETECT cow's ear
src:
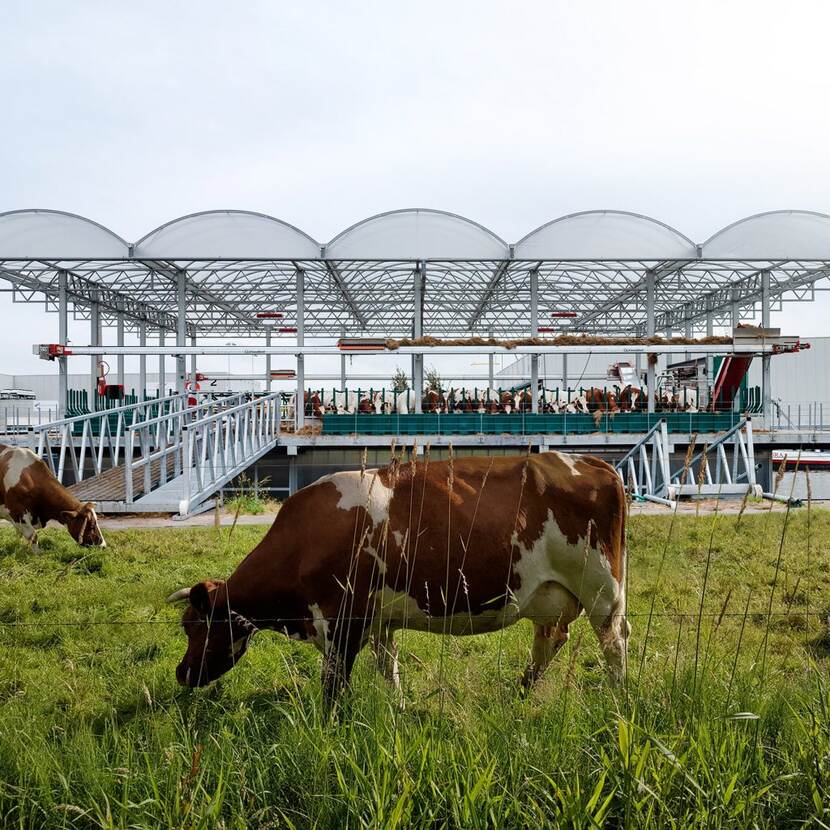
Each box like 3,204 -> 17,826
60,509 -> 79,522
189,580 -> 224,616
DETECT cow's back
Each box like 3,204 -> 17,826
0,445 -> 46,503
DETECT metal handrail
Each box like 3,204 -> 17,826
34,393 -> 191,484
122,392 -> 247,432
123,392 -> 251,504
31,392 -> 184,431
180,392 -> 281,515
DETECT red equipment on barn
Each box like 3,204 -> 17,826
96,360 -> 124,400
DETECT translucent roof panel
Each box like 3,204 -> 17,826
134,210 -> 320,260
0,210 -> 129,259
514,211 -> 697,260
326,209 -> 509,260
702,211 -> 830,259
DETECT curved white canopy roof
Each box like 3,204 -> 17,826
325,209 -> 509,260
515,211 -> 697,261
134,210 -> 321,260
2,206 -> 830,337
702,211 -> 830,260
0,209 -> 129,259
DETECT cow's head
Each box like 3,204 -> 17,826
168,580 -> 255,687
61,502 -> 105,547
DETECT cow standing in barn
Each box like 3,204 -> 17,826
0,445 -> 106,550
168,452 -> 629,708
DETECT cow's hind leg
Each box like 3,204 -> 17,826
521,623 -> 570,689
588,596 -> 630,686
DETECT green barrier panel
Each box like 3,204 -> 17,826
322,411 -> 745,437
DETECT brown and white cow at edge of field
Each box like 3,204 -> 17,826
0,444 -> 106,550
168,452 -> 629,708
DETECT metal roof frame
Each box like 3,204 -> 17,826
1,208 -> 829,338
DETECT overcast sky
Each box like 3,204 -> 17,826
2,0 -> 830,381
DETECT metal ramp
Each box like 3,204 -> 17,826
616,417 -> 761,508
34,392 -> 281,516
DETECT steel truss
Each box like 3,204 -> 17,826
1,255 -> 828,339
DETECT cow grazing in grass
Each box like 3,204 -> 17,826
0,445 -> 105,550
168,452 -> 629,707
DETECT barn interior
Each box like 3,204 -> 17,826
1,207 -> 829,512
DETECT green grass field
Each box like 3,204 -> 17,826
1,508 -> 829,829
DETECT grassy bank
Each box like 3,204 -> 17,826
0,509 -> 829,828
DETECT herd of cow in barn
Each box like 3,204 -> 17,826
302,385 -> 702,417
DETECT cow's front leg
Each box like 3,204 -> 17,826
13,517 -> 39,553
320,627 -> 365,714
371,627 -> 401,695
521,623 -> 569,690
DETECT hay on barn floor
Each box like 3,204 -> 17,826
385,335 -> 733,350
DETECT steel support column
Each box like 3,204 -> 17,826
684,304 -> 692,363
138,319 -> 147,399
288,455 -> 298,495
116,313 -> 125,391
265,329 -> 272,392
176,270 -> 187,396
58,271 -> 68,419
488,328 -> 494,389
158,330 -> 166,397
89,301 -> 100,404
190,335 -> 197,382
645,270 -> 656,413
295,268 -> 305,430
413,262 -> 424,413
761,270 -> 771,415
530,267 -> 539,413
731,288 -> 740,331
340,326 -> 346,390
704,308 -> 714,408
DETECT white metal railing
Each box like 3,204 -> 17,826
34,393 -> 188,483
667,418 -> 761,500
0,405 -> 59,434
179,392 -> 281,515
123,392 -> 251,504
617,417 -> 761,507
615,420 -> 674,508
770,400 -> 830,433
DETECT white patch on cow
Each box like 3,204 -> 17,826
0,504 -> 11,524
392,530 -> 405,549
551,450 -> 582,477
318,469 -> 393,526
89,507 -> 106,547
510,511 -> 619,627
309,602 -> 330,651
363,544 -> 387,575
1,447 -> 39,492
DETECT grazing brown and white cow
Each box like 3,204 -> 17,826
0,445 -> 106,550
168,452 -> 629,707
